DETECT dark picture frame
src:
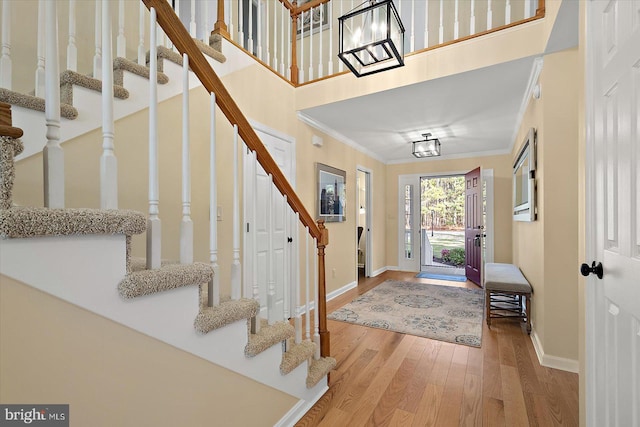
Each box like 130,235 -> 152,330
316,163 -> 346,222
297,0 -> 329,37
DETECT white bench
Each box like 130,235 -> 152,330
484,263 -> 532,334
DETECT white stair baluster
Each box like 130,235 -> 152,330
248,0 -> 254,54
67,0 -> 77,72
299,11 -> 304,83
101,0 -> 117,210
209,92 -> 220,307
43,0 -> 63,209
229,0 -> 235,42
267,175 -> 277,325
35,0 -> 45,98
239,0 -> 244,48
94,1 -> 102,79
231,124 -> 241,300
309,8 -> 314,81
117,0 -> 126,57
147,8 -> 161,270
524,0 -> 533,19
327,2 -> 333,75
505,0 -> 511,25
470,0 -> 476,35
251,149 -> 261,333
305,227 -> 310,342
180,54 -> 193,264
410,0 -> 415,52
0,0 -> 11,89
138,2 -> 146,65
202,1 -> 209,43
190,0 -> 197,37
283,195 -> 289,320
454,0 -> 459,39
487,0 -> 493,30
286,7 -> 291,79
280,4 -> 285,76
424,0 -> 429,48
438,0 -> 444,44
294,214 -> 302,344
318,5 -> 323,78
313,236 -> 320,360
266,0 -> 271,67
273,1 -> 278,71
259,0 -> 265,62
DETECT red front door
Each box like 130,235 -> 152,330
464,167 -> 482,285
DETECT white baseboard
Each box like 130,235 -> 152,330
295,280 -> 357,316
274,385 -> 328,427
530,328 -> 579,373
371,266 -> 398,276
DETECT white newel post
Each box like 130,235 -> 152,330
470,0 -> 476,35
138,3 -> 146,65
67,0 -> 77,72
231,124 -> 241,300
305,227 -> 311,342
94,1 -> 102,79
35,0 -> 45,98
101,0 -> 118,210
117,0 -> 126,58
147,8 -> 161,270
43,0 -> 64,209
209,93 -> 220,307
294,213 -> 302,344
313,237 -> 320,359
438,0 -> 444,44
190,0 -> 197,37
267,175 -> 277,325
0,0 -> 12,89
487,0 -> 493,30
251,149 -> 261,333
180,54 -> 194,264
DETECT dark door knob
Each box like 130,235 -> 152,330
580,261 -> 603,279
287,237 -> 293,243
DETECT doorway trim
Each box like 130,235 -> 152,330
356,165 -> 373,278
397,170 -> 494,271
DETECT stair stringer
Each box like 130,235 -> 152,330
0,234 -> 328,405
14,38 -> 257,162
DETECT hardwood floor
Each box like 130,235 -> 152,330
296,271 -> 579,427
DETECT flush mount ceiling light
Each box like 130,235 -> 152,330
338,0 -> 405,78
412,133 -> 441,158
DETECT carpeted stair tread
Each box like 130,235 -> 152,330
0,88 -> 78,120
113,57 -> 169,87
194,38 -> 226,64
148,43 -> 225,74
245,320 -> 295,358
306,357 -> 337,389
60,70 -> 129,106
118,261 -> 213,298
209,34 -> 222,53
0,136 -> 23,209
0,206 -> 146,239
194,298 -> 260,334
280,341 -> 315,375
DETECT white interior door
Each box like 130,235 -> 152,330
586,1 -> 640,426
243,124 -> 295,321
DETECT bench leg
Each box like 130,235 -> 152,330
485,291 -> 491,329
525,294 -> 532,335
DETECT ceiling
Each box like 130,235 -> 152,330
299,55 -> 539,164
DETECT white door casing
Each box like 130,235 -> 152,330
357,166 -> 373,278
586,1 -> 640,426
243,122 -> 295,321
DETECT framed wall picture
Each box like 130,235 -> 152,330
316,163 -> 346,222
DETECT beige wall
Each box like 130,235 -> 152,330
0,275 -> 297,427
511,47 -> 580,362
386,155 -> 513,269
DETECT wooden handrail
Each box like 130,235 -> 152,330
142,0 -> 321,241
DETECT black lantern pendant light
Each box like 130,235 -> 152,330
338,0 -> 405,78
412,133 -> 441,158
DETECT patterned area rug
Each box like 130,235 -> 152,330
328,280 -> 484,347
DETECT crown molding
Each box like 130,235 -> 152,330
508,56 -> 544,155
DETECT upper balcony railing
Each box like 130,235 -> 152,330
212,0 -> 545,86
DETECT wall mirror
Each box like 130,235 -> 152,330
513,128 -> 537,222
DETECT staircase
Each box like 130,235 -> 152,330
0,1 -> 334,424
